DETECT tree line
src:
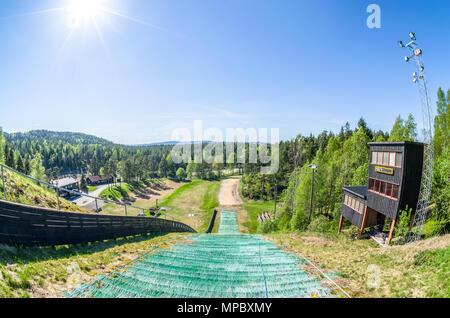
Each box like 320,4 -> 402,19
243,88 -> 449,238
0,130 -> 273,183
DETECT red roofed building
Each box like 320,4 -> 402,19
87,175 -> 113,185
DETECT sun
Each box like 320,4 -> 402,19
66,0 -> 105,29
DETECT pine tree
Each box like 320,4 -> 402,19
80,174 -> 88,192
16,154 -> 25,173
0,127 -> 5,163
5,145 -> 15,168
24,158 -> 31,175
389,114 -> 417,142
158,156 -> 169,177
434,88 -> 450,158
30,153 -> 46,182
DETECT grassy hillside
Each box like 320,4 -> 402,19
242,200 -> 275,233
158,179 -> 220,232
99,180 -> 154,201
266,232 -> 450,298
99,179 -> 185,216
0,169 -> 87,213
0,233 -> 187,298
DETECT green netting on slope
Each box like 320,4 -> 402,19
218,210 -> 239,234
69,233 -> 340,298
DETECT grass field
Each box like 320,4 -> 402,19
0,176 -> 219,298
99,179 -> 185,216
0,233 -> 190,298
158,179 -> 220,232
266,232 -> 450,298
242,200 -> 276,233
87,186 -> 98,192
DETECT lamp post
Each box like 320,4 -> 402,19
307,164 -> 317,222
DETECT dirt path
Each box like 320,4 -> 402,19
218,178 -> 243,206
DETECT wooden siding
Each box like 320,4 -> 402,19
341,204 -> 364,228
367,143 -> 423,220
399,143 -> 424,214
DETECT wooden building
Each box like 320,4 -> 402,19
87,175 -> 113,186
338,141 -> 424,244
51,177 -> 79,198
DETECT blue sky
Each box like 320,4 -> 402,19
0,0 -> 449,144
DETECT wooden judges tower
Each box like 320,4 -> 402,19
338,141 -> 424,245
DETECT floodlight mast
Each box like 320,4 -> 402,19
398,32 -> 435,243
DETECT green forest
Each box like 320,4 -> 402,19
241,88 -> 449,239
0,88 -> 448,240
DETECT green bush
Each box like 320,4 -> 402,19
394,207 -> 412,244
275,210 -> 291,231
257,219 -> 277,234
290,210 -> 308,231
423,219 -> 446,239
307,215 -> 336,233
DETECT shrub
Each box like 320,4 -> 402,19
258,219 -> 277,234
176,168 -> 187,181
423,219 -> 446,239
275,210 -> 291,231
307,215 -> 335,233
290,210 -> 308,231
347,225 -> 360,240
394,207 -> 412,244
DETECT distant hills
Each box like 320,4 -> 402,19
4,130 -> 213,147
5,130 -> 114,146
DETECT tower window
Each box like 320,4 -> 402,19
368,178 -> 399,200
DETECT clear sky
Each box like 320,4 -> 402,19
0,0 -> 449,144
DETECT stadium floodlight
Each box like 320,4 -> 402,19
405,56 -> 410,62
398,32 -> 435,245
413,72 -> 417,78
398,41 -> 405,48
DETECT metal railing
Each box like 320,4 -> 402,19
0,162 -> 174,221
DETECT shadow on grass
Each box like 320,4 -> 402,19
0,232 -> 171,266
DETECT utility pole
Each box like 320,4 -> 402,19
273,175 -> 278,215
290,140 -> 300,216
308,164 -> 317,222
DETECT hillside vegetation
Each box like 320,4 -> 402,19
0,168 -> 87,213
266,232 -> 450,298
0,233 -> 186,298
158,179 -> 220,232
239,88 -> 449,242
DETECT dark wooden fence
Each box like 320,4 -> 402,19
206,209 -> 218,234
0,199 -> 195,246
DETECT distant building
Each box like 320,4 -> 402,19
52,177 -> 79,198
87,175 -> 113,186
338,141 -> 424,245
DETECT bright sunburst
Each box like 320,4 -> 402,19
66,0 -> 105,29
6,0 -> 177,59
